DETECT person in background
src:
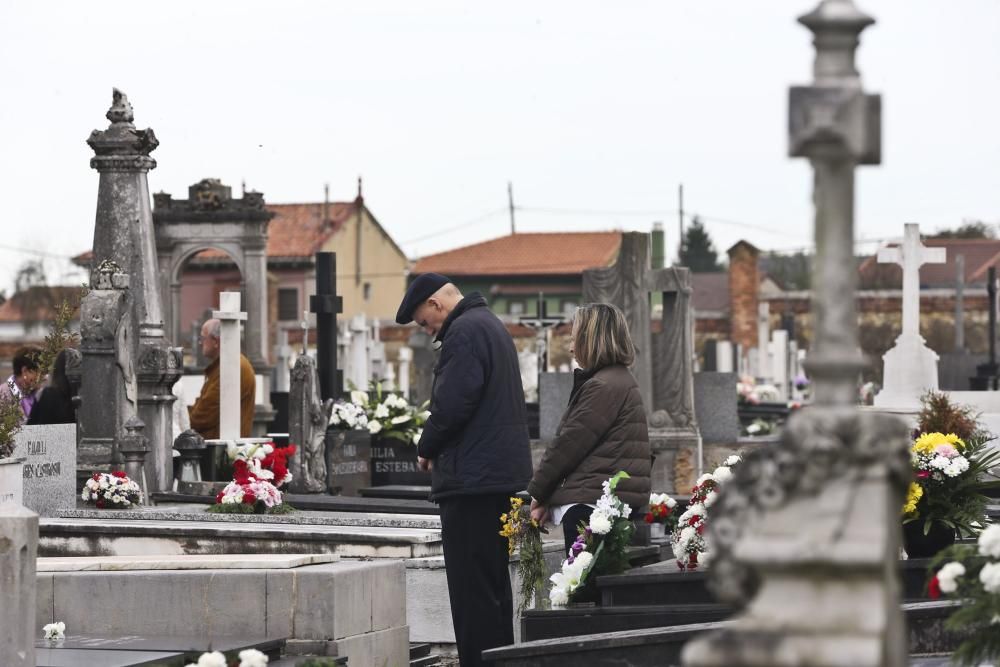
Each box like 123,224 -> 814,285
188,318 -> 256,439
528,303 -> 652,554
28,349 -> 77,425
0,345 -> 42,423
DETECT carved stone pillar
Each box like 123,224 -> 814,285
118,416 -> 150,501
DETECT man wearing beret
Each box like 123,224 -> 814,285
396,273 -> 533,665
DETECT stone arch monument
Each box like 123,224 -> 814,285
152,178 -> 274,373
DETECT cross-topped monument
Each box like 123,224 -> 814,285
310,252 -> 344,400
874,223 -> 946,409
214,291 -> 248,440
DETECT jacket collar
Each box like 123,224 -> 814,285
435,292 -> 488,344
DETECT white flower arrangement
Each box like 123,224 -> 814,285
334,382 -> 429,445
81,471 -> 142,509
184,648 -> 268,667
42,621 -> 65,640
671,455 -> 743,570
549,471 -> 634,607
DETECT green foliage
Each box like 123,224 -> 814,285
205,501 -> 295,515
917,390 -> 981,441
929,220 -> 996,240
36,290 -> 86,381
762,251 -> 812,290
678,216 -> 723,272
0,397 -> 24,459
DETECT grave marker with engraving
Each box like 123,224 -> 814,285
13,424 -> 77,517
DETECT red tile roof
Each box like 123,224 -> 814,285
412,232 -> 622,276
0,286 -> 85,323
858,237 -> 1000,288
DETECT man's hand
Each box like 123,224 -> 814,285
529,498 -> 550,526
417,456 -> 433,472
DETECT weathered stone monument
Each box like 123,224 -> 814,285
288,354 -> 331,493
0,505 -> 37,667
873,223 -> 946,409
584,232 -> 699,492
12,423 -> 77,517
683,3 -> 911,665
84,89 -> 183,492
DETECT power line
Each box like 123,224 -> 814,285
398,208 -> 508,245
0,243 -> 77,260
517,205 -> 678,217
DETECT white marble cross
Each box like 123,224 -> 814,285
877,224 -> 946,339
213,292 -> 248,441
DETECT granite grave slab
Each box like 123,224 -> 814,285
13,424 -> 77,517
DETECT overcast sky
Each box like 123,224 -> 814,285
1,1 -> 998,295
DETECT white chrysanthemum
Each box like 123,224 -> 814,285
621,502 -> 632,519
704,490 -> 719,508
943,457 -> 969,477
928,456 -> 950,471
937,561 -> 966,594
574,550 -> 594,571
42,621 -> 65,640
980,562 -> 1000,594
549,585 -> 569,607
978,524 -> 1000,558
695,473 -> 714,487
712,466 -> 732,483
238,648 -> 269,667
195,652 -> 228,667
589,511 -> 612,535
368,420 -> 382,434
723,455 -> 741,467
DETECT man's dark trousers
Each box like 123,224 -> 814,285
439,493 -> 515,666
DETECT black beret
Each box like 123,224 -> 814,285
395,272 -> 451,324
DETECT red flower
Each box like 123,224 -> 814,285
112,471 -> 127,478
92,472 -> 101,481
688,517 -> 699,527
243,489 -> 257,505
928,575 -> 941,600
696,524 -> 705,535
215,491 -> 224,504
233,459 -> 251,484
644,513 -> 654,524
96,499 -> 105,509
916,471 -> 930,479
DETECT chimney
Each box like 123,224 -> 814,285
651,222 -> 665,269
727,240 -> 760,357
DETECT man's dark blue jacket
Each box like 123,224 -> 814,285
417,293 -> 533,501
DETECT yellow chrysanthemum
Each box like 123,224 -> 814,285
901,482 -> 924,515
912,432 -> 965,455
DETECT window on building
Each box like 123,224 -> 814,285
561,300 -> 579,315
508,300 -> 526,316
277,288 -> 299,321
363,282 -> 372,302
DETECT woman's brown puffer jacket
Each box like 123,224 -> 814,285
528,364 -> 651,513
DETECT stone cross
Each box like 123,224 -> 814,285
683,3 -> 911,666
273,328 -> 292,393
213,292 -> 247,440
874,223 -> 946,408
348,315 -> 370,391
877,224 -> 946,340
397,347 -> 412,398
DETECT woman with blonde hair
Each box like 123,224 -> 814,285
528,302 -> 652,553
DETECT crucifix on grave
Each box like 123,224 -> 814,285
518,292 -> 565,374
214,291 -> 248,441
873,223 -> 946,409
583,232 -> 698,492
310,252 -> 344,400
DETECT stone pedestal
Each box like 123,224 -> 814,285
0,504 -> 38,667
0,457 -> 25,509
118,416 -> 150,501
874,334 -> 940,409
173,429 -> 206,483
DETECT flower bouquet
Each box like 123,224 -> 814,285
549,471 -> 634,607
184,648 -> 269,667
499,496 -> 547,613
644,492 -> 678,538
901,430 -> 1000,555
671,455 -> 742,570
208,441 -> 296,515
81,471 -> 142,509
926,524 -> 1000,665
337,382 -> 429,445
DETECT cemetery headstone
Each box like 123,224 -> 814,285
348,314 -> 370,391
214,291 -> 247,440
408,329 -> 435,406
397,346 -> 412,399
716,340 -> 734,373
683,4 -> 910,665
288,354 -> 331,493
371,439 -> 430,486
0,504 -> 37,667
692,373 -> 739,445
539,372 -> 574,441
0,457 -> 24,509
874,223 -> 946,409
325,429 -> 372,496
13,424 -> 77,517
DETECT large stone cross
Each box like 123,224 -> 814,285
877,223 -> 946,340
213,291 -> 247,440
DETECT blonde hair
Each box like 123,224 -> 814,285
572,303 -> 636,370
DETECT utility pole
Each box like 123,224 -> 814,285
678,183 -> 685,260
508,181 -> 516,235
